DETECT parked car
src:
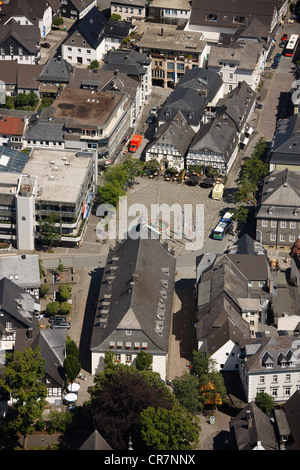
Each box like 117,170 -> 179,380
150,106 -> 158,115
41,42 -> 51,48
255,103 -> 263,109
146,115 -> 154,124
50,321 -> 71,329
271,62 -> 278,69
49,315 -> 67,324
274,53 -> 281,62
281,33 -> 288,41
279,41 -> 286,48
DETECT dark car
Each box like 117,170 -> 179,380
146,115 -> 154,124
274,53 -> 281,62
279,41 -> 286,48
255,102 -> 263,109
281,33 -> 288,41
49,315 -> 67,324
271,62 -> 278,69
41,42 -> 51,48
51,321 -> 71,329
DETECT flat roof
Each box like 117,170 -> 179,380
138,24 -> 206,53
52,88 -> 125,129
22,149 -> 93,204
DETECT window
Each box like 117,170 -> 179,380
259,376 -> 265,383
270,233 -> 276,241
272,375 -> 278,383
229,73 -> 233,80
271,388 -> 278,397
285,374 -> 291,382
290,221 -> 296,229
126,329 -> 132,335
280,234 -> 286,242
280,221 -> 286,228
271,220 -> 277,228
206,13 -> 217,21
290,235 -> 296,242
126,354 -> 132,362
262,220 -> 268,227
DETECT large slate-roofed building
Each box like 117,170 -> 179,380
90,225 -> 176,380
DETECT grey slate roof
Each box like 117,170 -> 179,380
15,327 -> 66,388
90,224 -> 176,356
0,19 -> 39,53
0,0 -> 50,26
270,114 -> 300,166
240,335 -> 300,375
0,277 -> 36,328
25,119 -> 65,143
0,254 -> 40,289
282,390 -> 300,450
79,429 -> 112,450
176,68 -> 223,104
38,58 -> 73,83
196,255 -> 251,352
102,50 -> 150,77
149,110 -> 195,155
216,80 -> 256,132
159,87 -> 206,126
189,115 -> 236,157
229,402 -> 278,450
257,169 -> 300,218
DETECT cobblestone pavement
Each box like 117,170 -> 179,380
123,175 -> 227,257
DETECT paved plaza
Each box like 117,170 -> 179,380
123,175 -> 228,256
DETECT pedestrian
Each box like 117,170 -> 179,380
83,374 -> 87,381
78,372 -> 82,379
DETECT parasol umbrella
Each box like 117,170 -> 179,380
68,383 -> 80,392
64,392 -> 77,402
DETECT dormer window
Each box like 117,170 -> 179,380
206,13 -> 217,21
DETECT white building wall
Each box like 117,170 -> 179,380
15,176 -> 37,251
62,41 -> 106,65
211,339 -> 240,371
91,350 -> 167,380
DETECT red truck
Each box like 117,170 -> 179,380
129,134 -> 142,152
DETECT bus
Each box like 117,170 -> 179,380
213,212 -> 233,240
283,34 -> 299,57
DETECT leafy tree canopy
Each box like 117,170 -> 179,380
139,404 -> 201,450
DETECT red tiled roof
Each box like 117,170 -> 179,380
0,116 -> 25,135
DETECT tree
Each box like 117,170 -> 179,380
172,373 -> 201,414
66,336 -> 79,358
46,301 -> 59,317
59,283 -> 72,301
15,92 -> 38,110
232,204 -> 249,224
98,181 -> 126,207
123,157 -> 143,185
57,259 -> 64,272
39,283 -> 49,298
145,159 -> 160,173
109,13 -> 121,20
255,392 -> 274,415
53,17 -> 64,27
64,355 -> 81,384
88,60 -> 100,70
59,301 -> 71,315
139,404 -> 201,450
136,350 -> 152,371
90,368 -> 173,449
0,347 -> 47,448
39,213 -> 60,248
